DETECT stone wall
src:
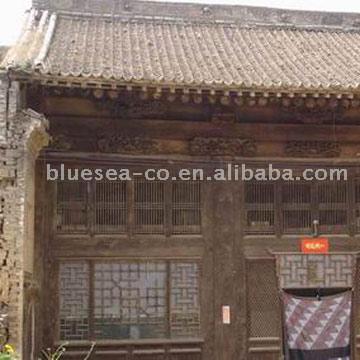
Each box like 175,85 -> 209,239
0,73 -> 48,358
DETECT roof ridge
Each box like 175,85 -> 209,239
32,0 -> 360,31
53,11 -> 360,33
4,0 -> 360,94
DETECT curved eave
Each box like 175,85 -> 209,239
6,71 -> 359,99
1,10 -> 56,73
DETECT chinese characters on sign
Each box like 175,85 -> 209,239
301,238 -> 329,254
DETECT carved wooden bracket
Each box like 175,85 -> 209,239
282,103 -> 344,124
211,112 -> 236,124
284,140 -> 341,158
189,137 -> 257,156
93,97 -> 168,118
50,134 -> 75,151
97,135 -> 158,154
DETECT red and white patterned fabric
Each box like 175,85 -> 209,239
282,291 -> 352,360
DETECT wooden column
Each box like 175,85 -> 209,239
211,180 -> 241,360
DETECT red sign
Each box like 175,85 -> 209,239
301,238 -> 329,254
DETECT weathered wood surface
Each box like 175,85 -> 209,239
31,91 -> 360,360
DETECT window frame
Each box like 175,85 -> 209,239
244,168 -> 353,236
54,165 -> 202,236
57,258 -> 202,343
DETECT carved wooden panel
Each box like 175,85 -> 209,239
97,135 -> 158,154
189,137 -> 257,156
284,141 -> 341,158
277,254 -> 356,289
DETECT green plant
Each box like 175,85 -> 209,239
0,344 -> 18,360
0,305 -> 9,349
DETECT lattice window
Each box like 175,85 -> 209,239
282,182 -> 311,233
172,181 -> 201,234
56,180 -> 88,232
55,166 -> 202,235
246,259 -> 280,338
94,262 -> 167,339
355,179 -> 360,233
245,178 -> 353,235
170,263 -> 200,338
94,180 -> 127,233
134,180 -> 165,233
59,260 -> 201,341
317,182 -> 348,233
59,262 -> 90,340
355,259 -> 360,349
245,183 -> 275,234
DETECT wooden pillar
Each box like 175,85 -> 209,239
211,180 -> 241,360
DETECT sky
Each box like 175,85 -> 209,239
2,0 -> 360,45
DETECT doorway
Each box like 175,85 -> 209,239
282,289 -> 352,360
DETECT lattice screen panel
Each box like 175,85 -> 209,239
246,259 -> 280,338
56,169 -> 202,235
245,183 -> 275,234
355,259 -> 360,358
94,262 -> 167,340
281,182 -> 311,233
57,180 -> 88,232
134,180 -> 165,233
94,179 -> 127,233
59,260 -> 201,341
355,179 -> 360,233
277,254 -> 355,288
244,179 -> 353,235
170,263 -> 200,337
172,181 -> 201,234
317,182 -> 348,233
59,262 -> 90,340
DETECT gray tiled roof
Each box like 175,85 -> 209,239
4,0 -> 360,93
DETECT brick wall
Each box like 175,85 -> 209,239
0,73 -> 49,358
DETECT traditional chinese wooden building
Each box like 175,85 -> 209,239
3,0 -> 360,359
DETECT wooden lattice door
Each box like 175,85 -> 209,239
246,258 -> 282,360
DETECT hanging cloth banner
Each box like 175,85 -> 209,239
282,291 -> 352,360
